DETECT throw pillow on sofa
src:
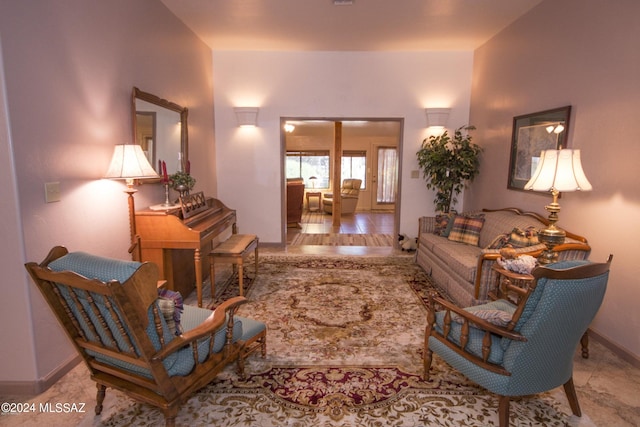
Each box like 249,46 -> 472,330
485,226 -> 539,250
434,212 -> 457,237
447,214 -> 485,246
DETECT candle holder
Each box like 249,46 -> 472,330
161,183 -> 175,207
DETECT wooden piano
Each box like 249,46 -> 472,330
135,195 -> 236,307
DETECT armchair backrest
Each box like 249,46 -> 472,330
340,178 -> 362,198
501,257 -> 611,394
25,247 -> 193,392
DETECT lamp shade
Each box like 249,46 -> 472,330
425,108 -> 451,128
104,144 -> 160,180
234,107 -> 259,127
524,149 -> 592,192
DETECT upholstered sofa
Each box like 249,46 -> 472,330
322,178 -> 362,215
416,207 -> 591,307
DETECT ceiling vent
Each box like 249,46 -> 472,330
333,0 -> 354,5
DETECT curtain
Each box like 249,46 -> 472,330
377,147 -> 398,203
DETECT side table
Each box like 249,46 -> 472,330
491,264 -> 591,358
306,191 -> 322,211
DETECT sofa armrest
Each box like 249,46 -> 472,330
419,216 -> 436,235
473,240 -> 591,301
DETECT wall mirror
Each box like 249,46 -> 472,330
508,105 -> 571,191
132,87 -> 188,176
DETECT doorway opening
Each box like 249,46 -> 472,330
281,118 -> 403,247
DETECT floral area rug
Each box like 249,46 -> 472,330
79,254 -> 587,426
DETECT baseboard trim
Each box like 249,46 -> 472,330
589,328 -> 640,368
0,354 -> 81,395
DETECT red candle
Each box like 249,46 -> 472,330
162,161 -> 168,183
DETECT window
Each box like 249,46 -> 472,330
286,151 -> 330,189
341,150 -> 367,189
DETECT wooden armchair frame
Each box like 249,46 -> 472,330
424,255 -> 612,427
25,246 -> 256,426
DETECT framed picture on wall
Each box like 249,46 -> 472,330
507,105 -> 572,191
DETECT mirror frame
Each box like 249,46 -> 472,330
132,87 -> 189,176
507,105 -> 571,191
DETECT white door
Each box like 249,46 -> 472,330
371,145 -> 397,211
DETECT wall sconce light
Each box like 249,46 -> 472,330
234,107 -> 259,127
104,144 -> 160,259
425,108 -> 451,128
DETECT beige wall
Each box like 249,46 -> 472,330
212,51 -> 474,242
0,0 -> 216,391
468,0 -> 640,360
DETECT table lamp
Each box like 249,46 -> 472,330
524,149 -> 592,264
104,144 -> 160,258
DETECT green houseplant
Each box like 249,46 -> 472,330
169,171 -> 196,193
416,125 -> 482,213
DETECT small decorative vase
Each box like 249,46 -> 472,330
174,184 -> 189,200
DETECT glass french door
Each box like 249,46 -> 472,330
371,146 -> 397,211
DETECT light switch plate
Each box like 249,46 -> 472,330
45,182 -> 61,203
410,170 -> 420,179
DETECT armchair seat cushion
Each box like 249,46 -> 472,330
454,299 -> 516,327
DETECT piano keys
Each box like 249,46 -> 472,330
135,196 -> 236,307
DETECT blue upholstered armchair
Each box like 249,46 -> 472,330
25,246 -> 267,427
424,256 -> 612,427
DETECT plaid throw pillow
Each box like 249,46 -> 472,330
447,214 -> 485,246
508,226 -> 539,248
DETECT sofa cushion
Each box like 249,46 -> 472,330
434,241 -> 482,283
448,214 -> 485,246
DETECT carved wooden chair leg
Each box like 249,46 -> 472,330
423,346 -> 433,380
237,353 -> 247,379
580,331 -> 590,358
165,414 -> 176,427
260,334 -> 267,358
95,383 -> 106,415
563,377 -> 582,416
498,395 -> 510,427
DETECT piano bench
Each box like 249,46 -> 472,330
209,234 -> 258,299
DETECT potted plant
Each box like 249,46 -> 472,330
416,125 -> 482,213
169,171 -> 196,197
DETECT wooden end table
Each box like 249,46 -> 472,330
491,264 -> 591,358
306,191 -> 322,211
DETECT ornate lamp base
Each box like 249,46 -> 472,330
537,226 -> 566,264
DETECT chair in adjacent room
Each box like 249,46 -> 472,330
25,246 -> 267,427
286,177 -> 305,227
423,256 -> 612,427
322,178 -> 362,215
